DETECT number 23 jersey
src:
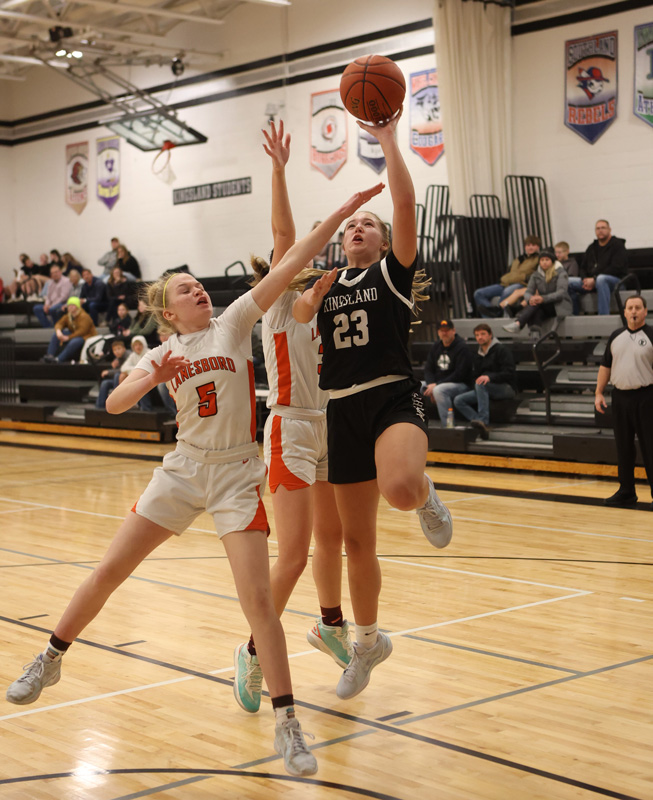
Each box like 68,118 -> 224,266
316,250 -> 416,391
136,292 -> 263,452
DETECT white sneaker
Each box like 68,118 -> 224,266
336,632 -> 393,700
416,475 -> 453,548
6,653 -> 62,705
502,321 -> 520,333
274,716 -> 317,776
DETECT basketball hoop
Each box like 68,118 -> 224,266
152,139 -> 177,185
152,139 -> 176,174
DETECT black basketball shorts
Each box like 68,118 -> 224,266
326,377 -> 427,484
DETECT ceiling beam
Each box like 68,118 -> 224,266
56,0 -> 226,26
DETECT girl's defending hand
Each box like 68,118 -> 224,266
151,351 -> 190,383
338,182 -> 385,218
262,120 -> 290,169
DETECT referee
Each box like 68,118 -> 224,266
595,295 -> 653,509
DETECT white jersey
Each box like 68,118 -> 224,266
136,292 -> 263,453
262,290 -> 328,417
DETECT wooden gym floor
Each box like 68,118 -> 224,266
0,431 -> 651,800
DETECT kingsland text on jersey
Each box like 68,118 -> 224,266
170,356 -> 236,391
323,288 -> 377,312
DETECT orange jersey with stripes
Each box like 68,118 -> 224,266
136,292 -> 263,452
262,291 -> 328,415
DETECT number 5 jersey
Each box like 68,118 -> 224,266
135,292 -> 263,453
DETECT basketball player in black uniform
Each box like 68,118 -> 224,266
294,109 -> 452,700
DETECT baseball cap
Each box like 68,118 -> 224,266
437,319 -> 454,330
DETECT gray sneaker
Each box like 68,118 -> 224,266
336,632 -> 393,700
6,653 -> 62,705
416,475 -> 453,548
274,717 -> 317,776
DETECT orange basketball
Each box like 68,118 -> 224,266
340,55 -> 406,124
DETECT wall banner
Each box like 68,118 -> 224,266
357,128 -> 386,174
97,136 -> 121,210
565,31 -> 618,144
65,142 -> 88,215
310,89 -> 347,179
634,22 -> 653,129
409,68 -> 444,166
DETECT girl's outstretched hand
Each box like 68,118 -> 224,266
151,351 -> 191,383
262,119 -> 291,169
338,182 -> 385,218
357,106 -> 403,140
304,268 -> 338,307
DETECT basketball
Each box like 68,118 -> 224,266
340,55 -> 406,124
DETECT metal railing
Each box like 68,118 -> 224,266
532,329 -> 561,424
614,273 -> 642,325
504,175 -> 553,258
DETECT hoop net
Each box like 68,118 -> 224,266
152,139 -> 177,184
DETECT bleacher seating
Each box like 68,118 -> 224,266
410,311 -> 647,468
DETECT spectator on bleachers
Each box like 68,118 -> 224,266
6,254 -> 45,301
554,241 -> 579,277
120,335 -> 159,410
79,267 -> 108,325
502,249 -> 571,338
109,302 -> 133,339
33,264 -> 72,327
595,295 -> 653,509
422,319 -> 472,426
129,297 -> 158,345
68,269 -> 83,298
49,250 -> 63,270
453,323 -> 516,439
95,338 -> 130,409
41,297 -> 97,363
116,244 -> 141,280
62,252 -> 83,276
474,235 -> 541,317
106,266 -> 137,320
98,237 -> 120,281
568,220 -> 628,315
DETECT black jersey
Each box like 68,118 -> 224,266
316,249 -> 416,391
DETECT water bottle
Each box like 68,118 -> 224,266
446,407 -> 454,428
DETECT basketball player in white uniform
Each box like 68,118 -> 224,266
5,180 -> 384,777
233,122 -> 352,715
295,109 -> 453,702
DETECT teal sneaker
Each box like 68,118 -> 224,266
306,619 -> 353,668
233,643 -> 263,713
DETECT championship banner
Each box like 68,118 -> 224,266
565,31 -> 618,144
634,22 -> 653,129
310,89 -> 347,179
409,68 -> 443,166
65,142 -> 88,215
357,128 -> 386,174
97,136 -> 121,210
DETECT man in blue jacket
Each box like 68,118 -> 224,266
422,319 -> 472,426
453,323 -> 516,438
79,268 -> 108,324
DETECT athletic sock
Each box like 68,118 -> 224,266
272,695 -> 295,722
44,634 -> 71,662
320,605 -> 344,627
247,634 -> 257,657
355,622 -> 378,649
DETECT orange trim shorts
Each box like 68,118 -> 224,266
263,413 -> 328,493
134,449 -> 268,537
